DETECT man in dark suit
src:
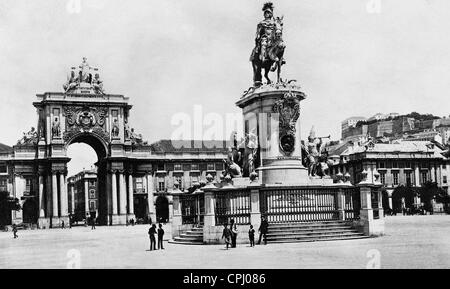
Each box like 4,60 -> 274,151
157,223 -> 165,250
257,216 -> 269,245
148,224 -> 157,251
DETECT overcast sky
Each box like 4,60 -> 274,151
1,0 -> 450,175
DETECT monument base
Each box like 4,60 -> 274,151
110,214 -> 127,225
38,217 -> 50,229
257,158 -> 309,186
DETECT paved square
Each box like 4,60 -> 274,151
1,215 -> 450,269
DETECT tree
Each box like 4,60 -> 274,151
392,185 -> 416,213
419,182 -> 446,213
0,191 -> 21,226
435,188 -> 450,214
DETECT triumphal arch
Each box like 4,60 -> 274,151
13,58 -> 156,228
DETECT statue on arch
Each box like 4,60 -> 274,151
250,2 -> 286,86
17,127 -> 38,145
79,57 -> 94,83
52,117 -> 61,138
111,119 -> 120,138
92,72 -> 104,94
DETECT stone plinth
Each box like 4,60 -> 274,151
236,83 -> 308,186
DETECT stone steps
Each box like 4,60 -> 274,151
265,221 -> 367,243
268,235 -> 369,243
268,225 -> 352,232
169,227 -> 204,245
266,229 -> 361,237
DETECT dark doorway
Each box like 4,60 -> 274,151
22,199 -> 38,224
134,194 -> 148,223
156,195 -> 169,223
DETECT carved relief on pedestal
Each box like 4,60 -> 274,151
272,91 -> 301,156
63,106 -> 110,143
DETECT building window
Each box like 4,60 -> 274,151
378,162 -> 385,169
174,176 -> 183,189
405,172 -> 412,186
89,180 -> 96,187
421,172 -> 428,184
207,163 -> 215,171
191,164 -> 199,171
393,172 -> 399,186
443,176 -> 448,184
157,163 -> 165,171
89,189 -> 96,199
25,178 -> 32,192
380,172 -> 385,184
404,162 -> 411,169
158,180 -> 165,192
191,175 -> 199,184
392,161 -> 398,169
0,164 -> 6,173
174,164 -> 182,171
89,200 -> 96,211
0,179 -> 7,191
215,162 -> 224,171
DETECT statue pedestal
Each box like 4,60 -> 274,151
236,83 -> 309,186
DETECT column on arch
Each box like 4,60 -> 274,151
46,174 -> 52,218
52,171 -> 59,217
38,173 -> 45,218
59,172 -> 68,217
128,173 -> 134,215
119,171 -> 127,215
111,170 -> 118,215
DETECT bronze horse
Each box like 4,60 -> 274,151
251,17 -> 285,86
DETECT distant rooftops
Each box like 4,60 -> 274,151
149,140 -> 229,153
0,143 -> 13,154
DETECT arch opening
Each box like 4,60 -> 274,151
66,133 -> 108,226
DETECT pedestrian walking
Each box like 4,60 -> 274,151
68,214 -> 72,229
148,224 -> 157,251
12,224 -> 18,239
61,220 -> 65,229
257,217 -> 268,245
221,224 -> 231,250
230,219 -> 238,248
91,217 -> 96,230
157,223 -> 165,250
249,225 -> 255,247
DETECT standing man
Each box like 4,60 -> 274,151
258,217 -> 269,245
230,219 -> 238,248
91,216 -> 96,230
12,224 -> 18,239
157,224 -> 165,250
148,224 -> 157,251
249,225 -> 255,247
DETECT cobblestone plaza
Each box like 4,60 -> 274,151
1,215 -> 449,269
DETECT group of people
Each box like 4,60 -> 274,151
148,223 -> 165,251
221,217 -> 269,249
